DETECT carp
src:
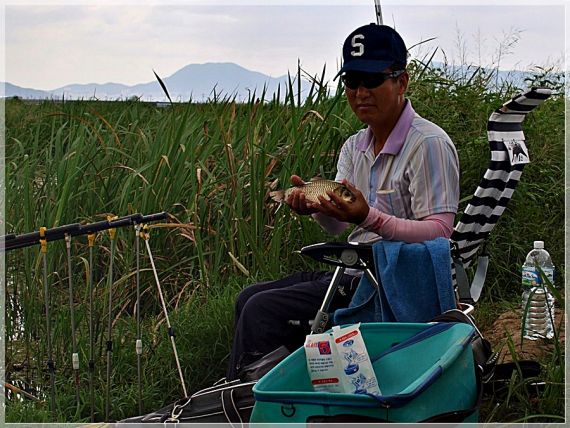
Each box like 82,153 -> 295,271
269,179 -> 356,204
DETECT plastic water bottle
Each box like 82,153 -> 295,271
521,241 -> 555,340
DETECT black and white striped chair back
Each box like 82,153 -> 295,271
450,87 -> 552,302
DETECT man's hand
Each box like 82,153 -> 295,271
285,175 -> 320,215
313,179 -> 370,224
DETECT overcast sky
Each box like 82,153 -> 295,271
2,0 -> 568,90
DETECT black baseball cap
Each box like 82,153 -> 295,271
336,23 -> 408,77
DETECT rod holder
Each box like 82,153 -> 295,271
1,212 -> 169,252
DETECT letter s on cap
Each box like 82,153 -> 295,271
351,34 -> 364,57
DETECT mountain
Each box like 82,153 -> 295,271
2,82 -> 53,99
3,62 -> 552,103
430,61 -> 533,88
1,62 -> 294,102
130,63 -> 290,101
54,82 -> 133,100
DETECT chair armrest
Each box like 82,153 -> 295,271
300,241 -> 374,270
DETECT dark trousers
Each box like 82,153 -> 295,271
226,271 -> 358,380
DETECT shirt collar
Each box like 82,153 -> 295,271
356,100 -> 415,155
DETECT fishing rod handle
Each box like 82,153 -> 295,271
77,219 -> 112,235
9,223 -> 82,245
108,213 -> 144,228
139,212 -> 168,223
0,233 -> 17,242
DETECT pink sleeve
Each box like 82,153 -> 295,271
360,208 -> 455,243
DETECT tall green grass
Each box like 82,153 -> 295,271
3,62 -> 564,423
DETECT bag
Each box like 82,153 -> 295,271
251,322 -> 480,423
237,345 -> 290,381
430,309 -> 542,397
430,308 -> 497,382
120,345 -> 289,424
120,378 -> 255,424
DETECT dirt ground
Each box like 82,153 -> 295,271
481,307 -> 565,363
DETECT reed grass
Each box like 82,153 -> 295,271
3,61 -> 565,423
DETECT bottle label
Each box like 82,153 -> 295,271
522,266 -> 554,288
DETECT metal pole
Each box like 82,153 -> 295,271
374,0 -> 384,25
65,234 -> 81,408
142,225 -> 188,397
135,224 -> 143,414
40,227 -> 56,416
311,266 -> 345,334
105,217 -> 117,422
87,233 -> 96,422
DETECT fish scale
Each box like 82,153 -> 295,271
269,179 -> 355,204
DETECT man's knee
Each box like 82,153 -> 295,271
241,291 -> 275,320
234,280 -> 274,316
234,287 -> 251,315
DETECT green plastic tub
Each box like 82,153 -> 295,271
251,322 -> 478,424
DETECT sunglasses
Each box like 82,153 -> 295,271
341,70 -> 404,90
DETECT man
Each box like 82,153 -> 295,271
226,23 -> 459,380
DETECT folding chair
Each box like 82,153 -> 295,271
298,87 -> 552,333
286,88 -> 553,412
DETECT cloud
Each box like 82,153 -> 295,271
3,3 -> 566,89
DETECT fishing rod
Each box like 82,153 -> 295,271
374,0 -> 384,25
4,382 -> 41,401
1,212 -> 169,252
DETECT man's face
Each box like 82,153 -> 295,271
343,70 -> 408,126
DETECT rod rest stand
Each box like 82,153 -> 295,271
1,211 -> 169,252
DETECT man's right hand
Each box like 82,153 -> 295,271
285,175 -> 320,215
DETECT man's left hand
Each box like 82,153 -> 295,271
310,179 -> 370,224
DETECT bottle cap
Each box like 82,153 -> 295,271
533,241 -> 544,249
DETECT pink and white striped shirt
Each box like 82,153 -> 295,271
314,100 -> 459,244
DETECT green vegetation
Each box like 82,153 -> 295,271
3,62 -> 564,423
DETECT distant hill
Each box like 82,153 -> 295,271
54,82 -> 133,100
430,61 -> 533,88
3,82 -> 53,99
1,62 -> 295,102
130,63 -> 290,101
2,61 -> 556,103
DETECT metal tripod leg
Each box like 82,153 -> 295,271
310,266 -> 345,334
363,267 -> 379,290
310,263 -> 379,335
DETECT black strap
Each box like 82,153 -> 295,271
453,257 -> 473,302
483,360 -> 542,399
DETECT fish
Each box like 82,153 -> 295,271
269,178 -> 356,204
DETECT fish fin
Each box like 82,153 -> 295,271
309,176 -> 323,182
269,190 -> 285,202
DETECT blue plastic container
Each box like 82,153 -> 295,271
251,322 -> 478,423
